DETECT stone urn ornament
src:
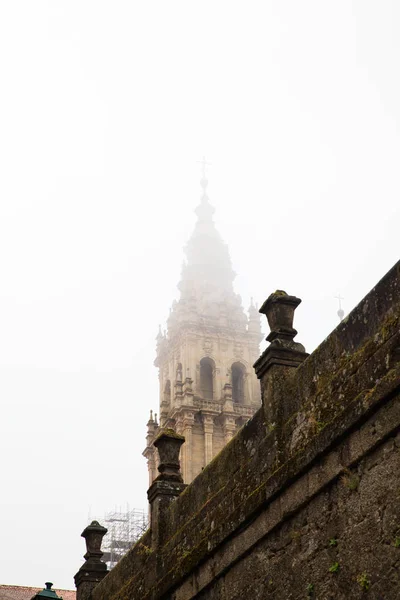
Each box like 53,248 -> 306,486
154,429 -> 185,482
259,290 -> 301,343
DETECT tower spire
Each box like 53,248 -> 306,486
180,158 -> 234,294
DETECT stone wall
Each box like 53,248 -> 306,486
87,260 -> 400,600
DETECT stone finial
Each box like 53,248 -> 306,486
146,412 -> 157,447
81,520 -> 108,563
254,290 -> 309,428
154,429 -> 185,482
259,290 -> 301,343
148,429 -> 186,548
248,297 -> 257,317
74,521 -> 108,600
255,290 -> 307,379
248,297 -> 262,338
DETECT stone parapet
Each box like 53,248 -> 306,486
92,261 -> 400,600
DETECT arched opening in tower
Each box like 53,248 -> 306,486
200,357 -> 214,400
231,362 -> 245,403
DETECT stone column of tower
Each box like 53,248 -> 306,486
143,171 -> 262,485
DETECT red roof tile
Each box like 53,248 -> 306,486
0,586 -> 75,600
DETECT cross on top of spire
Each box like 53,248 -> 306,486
194,155 -> 215,222
335,294 -> 345,321
195,156 -> 213,212
335,294 -> 344,310
197,155 -> 212,179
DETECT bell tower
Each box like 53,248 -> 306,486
143,167 -> 262,485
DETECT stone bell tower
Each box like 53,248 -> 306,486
143,167 -> 262,485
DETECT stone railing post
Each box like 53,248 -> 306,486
147,429 -> 186,549
254,291 -> 308,428
74,521 -> 108,600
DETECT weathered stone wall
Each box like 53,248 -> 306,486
193,397 -> 400,599
90,261 -> 400,600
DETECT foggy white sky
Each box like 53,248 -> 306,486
0,0 -> 399,589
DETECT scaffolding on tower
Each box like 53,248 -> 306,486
99,507 -> 148,570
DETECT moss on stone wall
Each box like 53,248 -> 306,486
91,260 -> 400,600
